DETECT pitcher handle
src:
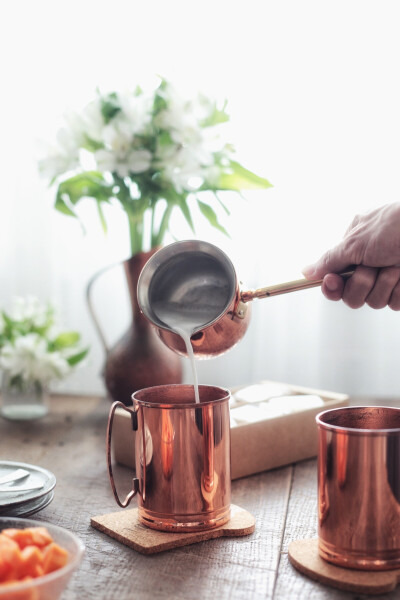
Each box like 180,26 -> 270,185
240,270 -> 355,302
86,261 -> 121,355
106,401 -> 139,508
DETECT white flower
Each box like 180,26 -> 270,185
81,99 -> 104,142
155,88 -> 204,148
38,137 -> 80,180
38,110 -> 85,180
0,334 -> 70,385
117,90 -> 152,136
95,147 -> 152,177
157,106 -> 200,145
0,297 -> 87,390
10,297 -> 51,329
155,85 -> 218,146
202,164 -> 221,187
156,145 -> 206,193
94,121 -> 152,176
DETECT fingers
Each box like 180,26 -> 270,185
389,281 -> 400,311
321,266 -> 400,310
367,267 -> 400,309
321,274 -> 345,301
320,266 -> 377,308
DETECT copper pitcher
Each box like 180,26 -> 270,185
317,406 -> 400,570
107,384 -> 231,532
137,240 -> 353,357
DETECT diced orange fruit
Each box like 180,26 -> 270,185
0,526 -> 69,594
1,528 -> 52,551
0,534 -> 23,582
42,543 -> 68,574
0,577 -> 40,600
19,547 -> 44,579
28,528 -> 53,549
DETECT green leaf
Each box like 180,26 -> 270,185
83,135 -> 104,152
57,171 -> 113,204
153,92 -> 168,116
154,203 -> 174,246
100,92 -> 121,123
158,130 -> 173,147
201,101 -> 230,127
52,331 -> 80,350
55,193 -> 79,218
152,79 -> 169,116
176,197 -> 195,233
197,199 -> 229,237
1,312 -> 19,338
214,192 -> 230,216
55,171 -> 113,227
66,347 -> 89,366
96,199 -> 108,233
216,160 -> 272,191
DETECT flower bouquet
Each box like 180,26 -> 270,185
0,297 -> 88,420
39,77 -> 271,254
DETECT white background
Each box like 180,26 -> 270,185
2,0 -> 400,397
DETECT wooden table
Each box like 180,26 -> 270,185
0,394 -> 398,600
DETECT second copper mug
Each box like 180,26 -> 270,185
107,384 -> 231,532
317,406 -> 400,570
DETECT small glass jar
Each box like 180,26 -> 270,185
0,371 -> 49,421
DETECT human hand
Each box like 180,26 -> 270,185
302,202 -> 400,309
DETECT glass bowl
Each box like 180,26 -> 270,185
0,516 -> 85,600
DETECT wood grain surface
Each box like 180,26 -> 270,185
0,393 -> 399,600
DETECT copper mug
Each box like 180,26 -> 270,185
107,384 -> 231,532
317,406 -> 400,570
137,240 -> 354,357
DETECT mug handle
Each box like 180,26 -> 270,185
106,401 -> 139,508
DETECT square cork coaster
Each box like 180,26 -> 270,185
91,504 -> 255,555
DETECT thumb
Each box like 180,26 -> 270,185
302,241 -> 355,279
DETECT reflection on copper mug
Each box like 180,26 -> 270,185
316,406 -> 400,570
107,384 -> 231,532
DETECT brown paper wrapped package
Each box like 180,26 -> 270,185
111,380 -> 348,480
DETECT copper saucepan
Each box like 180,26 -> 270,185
137,240 -> 353,358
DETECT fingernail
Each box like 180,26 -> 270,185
325,277 -> 339,292
302,265 -> 316,278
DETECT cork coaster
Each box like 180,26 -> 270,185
91,504 -> 255,555
289,539 -> 400,595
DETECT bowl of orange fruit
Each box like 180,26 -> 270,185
0,517 -> 84,600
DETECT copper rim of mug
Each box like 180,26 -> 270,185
316,405 -> 400,436
131,384 -> 231,409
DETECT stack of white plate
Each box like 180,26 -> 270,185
0,460 -> 56,517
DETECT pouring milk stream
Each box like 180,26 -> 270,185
151,284 -> 231,404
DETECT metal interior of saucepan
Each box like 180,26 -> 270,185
137,240 -> 237,334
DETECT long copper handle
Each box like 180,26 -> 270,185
240,270 -> 355,303
107,401 -> 139,508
